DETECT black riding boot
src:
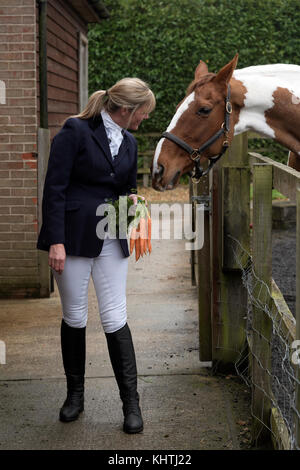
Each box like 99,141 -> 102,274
105,323 -> 143,434
59,319 -> 86,422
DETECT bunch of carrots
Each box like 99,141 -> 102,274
129,201 -> 152,261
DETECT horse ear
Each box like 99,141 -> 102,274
215,53 -> 239,87
194,60 -> 209,79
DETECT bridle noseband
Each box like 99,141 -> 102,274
161,85 -> 232,183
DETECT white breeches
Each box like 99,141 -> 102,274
52,238 -> 129,333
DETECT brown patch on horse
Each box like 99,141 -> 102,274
288,152 -> 300,171
186,73 -> 216,95
265,87 -> 300,159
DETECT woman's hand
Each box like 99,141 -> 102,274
128,193 -> 147,206
49,244 -> 66,275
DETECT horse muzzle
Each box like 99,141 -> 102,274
152,165 -> 181,191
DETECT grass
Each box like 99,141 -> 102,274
250,184 -> 288,201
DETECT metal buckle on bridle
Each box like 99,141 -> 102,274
226,101 -> 232,114
190,150 -> 200,161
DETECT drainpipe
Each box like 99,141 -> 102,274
38,0 -> 48,129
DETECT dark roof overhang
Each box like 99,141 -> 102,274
66,0 -> 110,24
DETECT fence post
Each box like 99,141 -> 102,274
195,173 -> 212,361
211,133 -> 249,371
251,163 -> 273,445
296,188 -> 300,449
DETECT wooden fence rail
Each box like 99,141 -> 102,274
190,134 -> 300,449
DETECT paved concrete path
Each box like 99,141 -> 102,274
0,208 -> 251,450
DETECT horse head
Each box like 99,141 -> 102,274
152,54 -> 239,190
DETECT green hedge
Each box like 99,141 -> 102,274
88,0 -> 300,163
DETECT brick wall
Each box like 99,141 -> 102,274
0,0 -> 39,297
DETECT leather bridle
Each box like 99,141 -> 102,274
161,85 -> 232,183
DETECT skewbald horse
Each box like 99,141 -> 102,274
152,54 -> 300,190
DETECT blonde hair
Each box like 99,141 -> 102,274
73,77 -> 155,122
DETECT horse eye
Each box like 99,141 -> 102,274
196,107 -> 212,116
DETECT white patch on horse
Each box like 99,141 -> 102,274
152,92 -> 195,175
166,91 -> 195,132
291,93 -> 300,105
233,64 -> 300,139
152,138 -> 164,175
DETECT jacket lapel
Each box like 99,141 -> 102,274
89,116 -> 114,169
113,133 -> 129,168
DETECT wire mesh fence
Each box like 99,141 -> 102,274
221,235 -> 300,449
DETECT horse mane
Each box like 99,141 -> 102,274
186,73 -> 216,95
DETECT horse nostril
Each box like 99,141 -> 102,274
158,164 -> 164,176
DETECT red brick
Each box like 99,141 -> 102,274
7,97 -> 35,107
0,251 -> 25,259
0,179 -> 23,187
10,116 -> 36,125
0,161 -> 23,170
23,178 -> 36,187
0,214 -> 23,223
0,16 -> 23,25
22,52 -> 34,61
24,144 -> 37,152
8,79 -> 35,88
8,43 -> 34,52
0,144 -> 24,152
11,222 -> 36,232
22,33 -> 35,42
0,224 -> 12,232
0,207 -> 10,214
22,70 -> 35,79
0,71 -> 22,79
0,125 -> 24,134
11,206 -> 36,215
6,89 -> 23,98
9,61 -> 35,71
11,241 -> 36,250
0,52 -> 23,61
0,61 -> 8,71
23,89 -> 35,97
22,15 -> 35,24
25,232 -> 38,241
11,170 -> 35,178
10,134 -> 35,143
11,188 -> 37,197
0,33 -> 23,43
0,197 -> 24,206
0,107 -> 23,115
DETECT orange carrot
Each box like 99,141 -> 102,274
135,223 -> 141,261
147,216 -> 152,253
130,226 -> 136,254
140,217 -> 147,255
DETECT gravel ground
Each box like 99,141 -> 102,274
137,183 -> 189,203
272,226 -> 296,317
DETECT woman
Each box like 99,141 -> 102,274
37,78 -> 155,434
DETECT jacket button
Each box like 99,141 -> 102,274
110,172 -> 115,177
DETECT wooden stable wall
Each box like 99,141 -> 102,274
0,0 -> 93,298
36,0 -> 88,138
